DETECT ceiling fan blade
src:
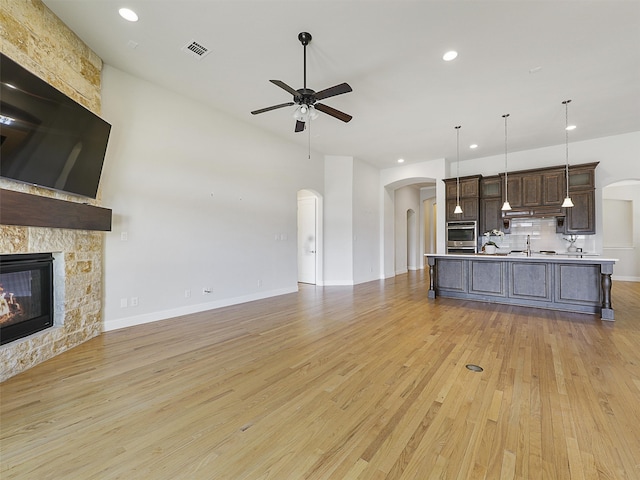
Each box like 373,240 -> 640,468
315,103 -> 353,123
251,102 -> 294,115
294,120 -> 305,133
314,82 -> 352,101
270,80 -> 302,100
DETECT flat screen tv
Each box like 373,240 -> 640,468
0,53 -> 111,199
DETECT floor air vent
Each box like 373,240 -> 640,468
181,40 -> 211,60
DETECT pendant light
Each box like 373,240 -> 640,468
561,100 -> 574,208
501,113 -> 512,211
454,125 -> 463,214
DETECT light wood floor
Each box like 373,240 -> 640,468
1,272 -> 639,480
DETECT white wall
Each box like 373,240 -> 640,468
394,186 -> 421,274
603,183 -> 640,281
100,65 -> 324,330
323,156 -> 354,285
352,158 -> 381,284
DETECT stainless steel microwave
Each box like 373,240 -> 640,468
446,221 -> 477,254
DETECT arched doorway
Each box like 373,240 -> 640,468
385,179 -> 439,277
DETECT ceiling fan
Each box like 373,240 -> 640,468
251,32 -> 353,133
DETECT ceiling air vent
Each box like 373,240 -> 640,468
181,40 -> 211,60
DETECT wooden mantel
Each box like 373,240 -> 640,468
0,189 -> 112,231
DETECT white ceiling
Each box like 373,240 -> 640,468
43,0 -> 640,169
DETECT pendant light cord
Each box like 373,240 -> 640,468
564,100 -> 571,198
455,125 -> 461,206
308,117 -> 311,160
503,114 -> 510,202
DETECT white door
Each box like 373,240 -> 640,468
298,196 -> 316,284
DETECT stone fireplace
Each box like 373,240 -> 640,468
0,0 -> 109,381
0,221 -> 106,381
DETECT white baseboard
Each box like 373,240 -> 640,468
104,286 -> 298,332
322,279 -> 354,286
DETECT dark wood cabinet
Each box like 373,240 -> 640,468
479,176 -> 502,234
521,173 -> 542,207
542,169 -> 565,206
502,168 -> 570,209
500,174 -> 523,208
445,177 -> 480,199
565,190 -> 595,234
444,163 -> 597,233
444,176 -> 480,221
481,198 -> 503,234
481,176 -> 502,198
564,163 -> 598,234
446,197 -> 479,221
568,165 -> 596,190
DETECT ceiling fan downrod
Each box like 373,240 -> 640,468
298,32 -> 311,91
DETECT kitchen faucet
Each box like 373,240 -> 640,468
526,235 -> 531,257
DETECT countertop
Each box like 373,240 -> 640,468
425,253 -> 618,263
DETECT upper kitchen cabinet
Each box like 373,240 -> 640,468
565,162 -> 598,234
521,173 -> 543,207
542,169 -> 565,206
445,176 -> 480,199
568,163 -> 597,190
565,191 -> 595,234
500,174 -> 523,208
444,176 -> 480,221
446,197 -> 479,222
502,168 -> 565,209
480,176 -> 502,234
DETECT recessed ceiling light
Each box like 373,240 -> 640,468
443,51 -> 458,61
469,144 -> 478,149
397,158 -> 405,163
119,8 -> 138,22
566,125 -> 577,131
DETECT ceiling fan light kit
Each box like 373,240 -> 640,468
251,32 -> 353,133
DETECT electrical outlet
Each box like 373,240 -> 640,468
120,298 -> 128,308
130,297 -> 139,307
258,279 -> 262,287
185,289 -> 191,298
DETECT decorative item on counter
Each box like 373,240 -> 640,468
564,234 -> 579,252
483,229 -> 504,254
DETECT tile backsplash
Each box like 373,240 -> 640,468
482,218 -> 596,254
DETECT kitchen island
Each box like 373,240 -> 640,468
425,253 -> 617,320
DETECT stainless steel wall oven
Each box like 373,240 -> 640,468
446,221 -> 477,254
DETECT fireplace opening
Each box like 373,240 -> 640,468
0,253 -> 54,346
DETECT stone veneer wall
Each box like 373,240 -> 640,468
0,0 -> 106,382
